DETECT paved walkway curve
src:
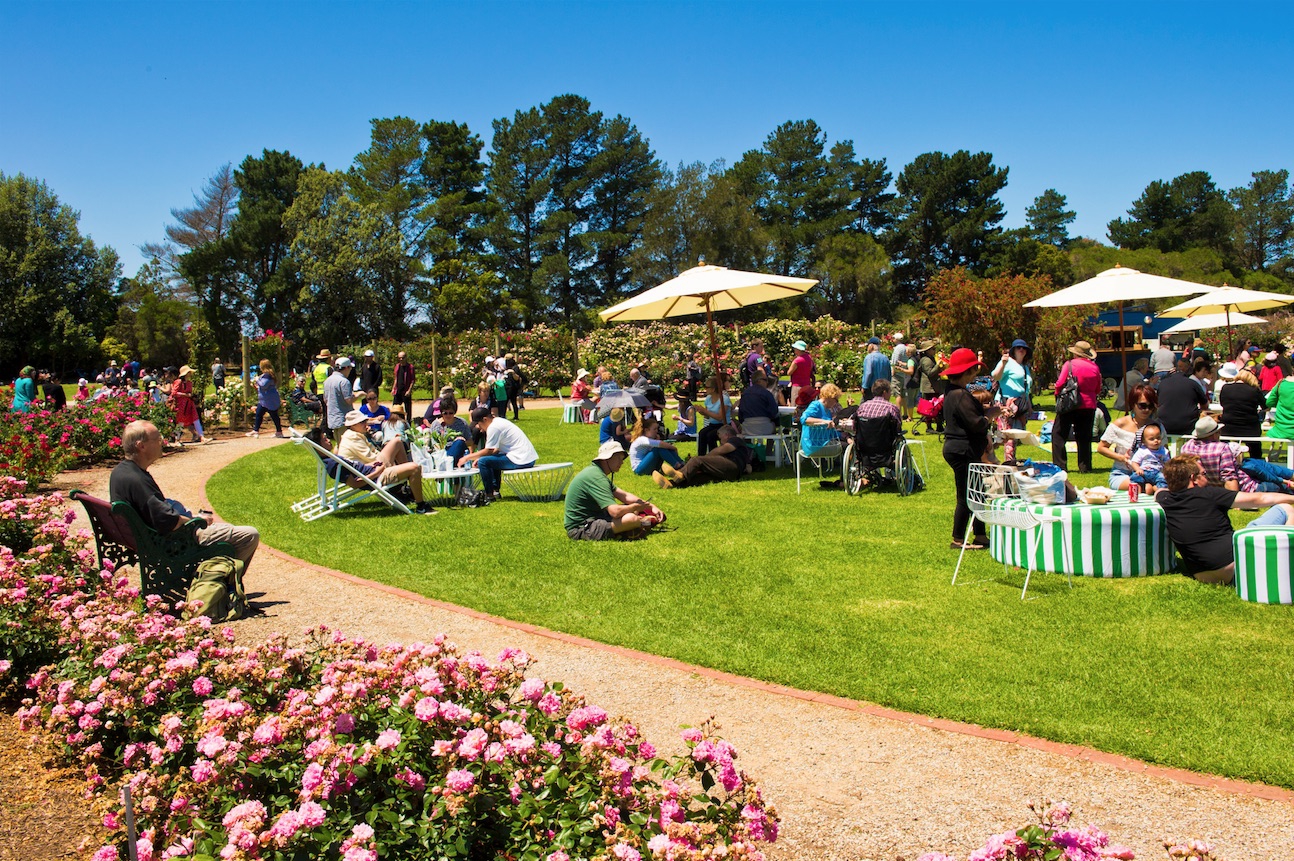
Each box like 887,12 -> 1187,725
54,437 -> 1294,861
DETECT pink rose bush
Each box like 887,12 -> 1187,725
0,392 -> 177,485
915,802 -> 1146,861
3,490 -> 779,860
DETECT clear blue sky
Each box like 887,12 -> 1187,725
3,1 -> 1292,280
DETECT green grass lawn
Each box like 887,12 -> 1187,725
207,406 -> 1294,788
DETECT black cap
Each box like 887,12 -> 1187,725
469,407 -> 491,423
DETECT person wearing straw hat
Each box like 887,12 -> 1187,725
311,348 -> 333,425
942,348 -> 1000,550
564,440 -> 662,541
1051,340 -> 1101,473
912,340 -> 945,435
336,409 -> 437,514
170,365 -> 206,444
571,368 -> 596,410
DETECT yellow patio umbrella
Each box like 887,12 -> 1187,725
600,262 -> 818,422
1158,285 -> 1294,358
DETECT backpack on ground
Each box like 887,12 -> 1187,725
183,556 -> 246,622
454,485 -> 490,508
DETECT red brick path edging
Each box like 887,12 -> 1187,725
258,545 -> 1294,806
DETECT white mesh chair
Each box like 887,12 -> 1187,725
795,441 -> 844,493
501,462 -> 575,501
952,462 -> 1069,600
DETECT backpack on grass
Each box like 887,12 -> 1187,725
183,556 -> 246,622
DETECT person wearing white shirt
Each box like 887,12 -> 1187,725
458,408 -> 538,499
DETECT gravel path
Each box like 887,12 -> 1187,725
53,433 -> 1294,861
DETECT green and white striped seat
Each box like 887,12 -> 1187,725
1233,526 -> 1294,604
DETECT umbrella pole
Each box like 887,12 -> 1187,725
1119,302 -> 1129,409
705,299 -> 729,425
1226,307 -> 1233,361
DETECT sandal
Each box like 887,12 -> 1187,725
951,540 -> 989,551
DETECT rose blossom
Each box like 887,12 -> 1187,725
445,769 -> 475,793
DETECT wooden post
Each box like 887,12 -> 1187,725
431,336 -> 439,396
239,335 -> 252,431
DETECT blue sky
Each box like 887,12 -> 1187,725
3,1 -> 1292,279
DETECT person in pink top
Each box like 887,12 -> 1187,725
1051,339 -> 1103,473
786,339 -> 816,406
1258,351 -> 1285,394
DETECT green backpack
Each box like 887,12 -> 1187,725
492,376 -> 508,402
183,556 -> 246,622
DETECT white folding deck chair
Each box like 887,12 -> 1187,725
952,462 -> 1069,600
289,431 -> 412,521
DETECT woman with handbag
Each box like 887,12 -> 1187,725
990,338 -> 1033,462
913,340 -> 945,435
1051,340 -> 1102,473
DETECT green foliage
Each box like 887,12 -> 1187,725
923,267 -> 1094,380
888,150 -> 1010,302
1107,170 -> 1234,257
0,172 -> 120,372
1025,188 -> 1076,247
1229,169 -> 1294,273
111,260 -> 195,367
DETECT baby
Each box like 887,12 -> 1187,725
971,388 -> 1002,464
1130,424 -> 1170,489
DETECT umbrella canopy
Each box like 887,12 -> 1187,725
1159,312 -> 1268,334
600,264 -> 818,322
1022,265 -> 1215,308
595,388 -> 652,419
1158,285 -> 1294,317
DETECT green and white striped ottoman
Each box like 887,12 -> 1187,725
1233,526 -> 1294,604
988,496 -> 1176,577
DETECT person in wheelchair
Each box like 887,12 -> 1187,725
844,380 -> 922,495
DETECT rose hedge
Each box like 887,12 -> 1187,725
1,486 -> 779,861
0,391 -> 178,485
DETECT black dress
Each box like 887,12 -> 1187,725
1218,381 -> 1265,458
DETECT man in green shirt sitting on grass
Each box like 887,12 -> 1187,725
565,441 -> 663,541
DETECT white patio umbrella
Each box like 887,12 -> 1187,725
1158,285 -> 1294,358
1023,265 -> 1217,402
600,262 -> 819,421
1159,311 -> 1268,335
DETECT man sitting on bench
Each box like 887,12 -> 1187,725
110,420 -> 261,573
458,407 -> 538,501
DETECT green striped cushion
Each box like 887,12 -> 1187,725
1233,526 -> 1294,604
988,498 -> 1174,577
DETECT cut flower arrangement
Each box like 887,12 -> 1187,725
0,478 -> 778,861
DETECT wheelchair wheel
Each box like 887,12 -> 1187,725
895,443 -> 917,497
844,442 -> 865,495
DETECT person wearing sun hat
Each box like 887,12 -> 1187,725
989,338 -> 1034,461
913,339 -> 945,435
324,356 -> 361,443
571,368 -> 596,410
170,365 -> 206,444
564,440 -> 662,541
1051,340 -> 1102,473
785,339 -> 816,407
941,348 -> 1000,550
311,348 -> 334,425
335,409 -> 437,514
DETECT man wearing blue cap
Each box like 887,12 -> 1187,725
861,337 -> 890,402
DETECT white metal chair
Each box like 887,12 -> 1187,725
795,441 -> 844,493
289,431 -> 413,521
501,462 -> 575,501
952,463 -> 1069,599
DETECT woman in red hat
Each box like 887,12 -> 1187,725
942,348 -> 999,550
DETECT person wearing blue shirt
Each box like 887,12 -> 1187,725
737,372 -> 780,435
861,339 -> 891,401
600,406 -> 630,451
800,383 -> 843,456
10,366 -> 36,412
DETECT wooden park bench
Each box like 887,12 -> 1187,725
71,490 -> 234,606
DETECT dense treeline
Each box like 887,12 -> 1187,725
2,92 -> 1293,371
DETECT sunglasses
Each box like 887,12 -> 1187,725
1134,402 -> 1153,410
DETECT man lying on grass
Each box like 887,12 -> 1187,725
652,425 -> 753,489
565,441 -> 664,541
1156,453 -> 1294,585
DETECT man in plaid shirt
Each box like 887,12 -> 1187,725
856,379 -> 901,421
1181,415 -> 1294,492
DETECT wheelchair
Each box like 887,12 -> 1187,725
841,413 -> 922,497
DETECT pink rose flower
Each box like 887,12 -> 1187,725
445,768 -> 475,793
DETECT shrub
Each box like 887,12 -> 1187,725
0,393 -> 177,485
5,492 -> 780,861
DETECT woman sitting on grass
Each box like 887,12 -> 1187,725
628,415 -> 685,476
672,393 -> 697,440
